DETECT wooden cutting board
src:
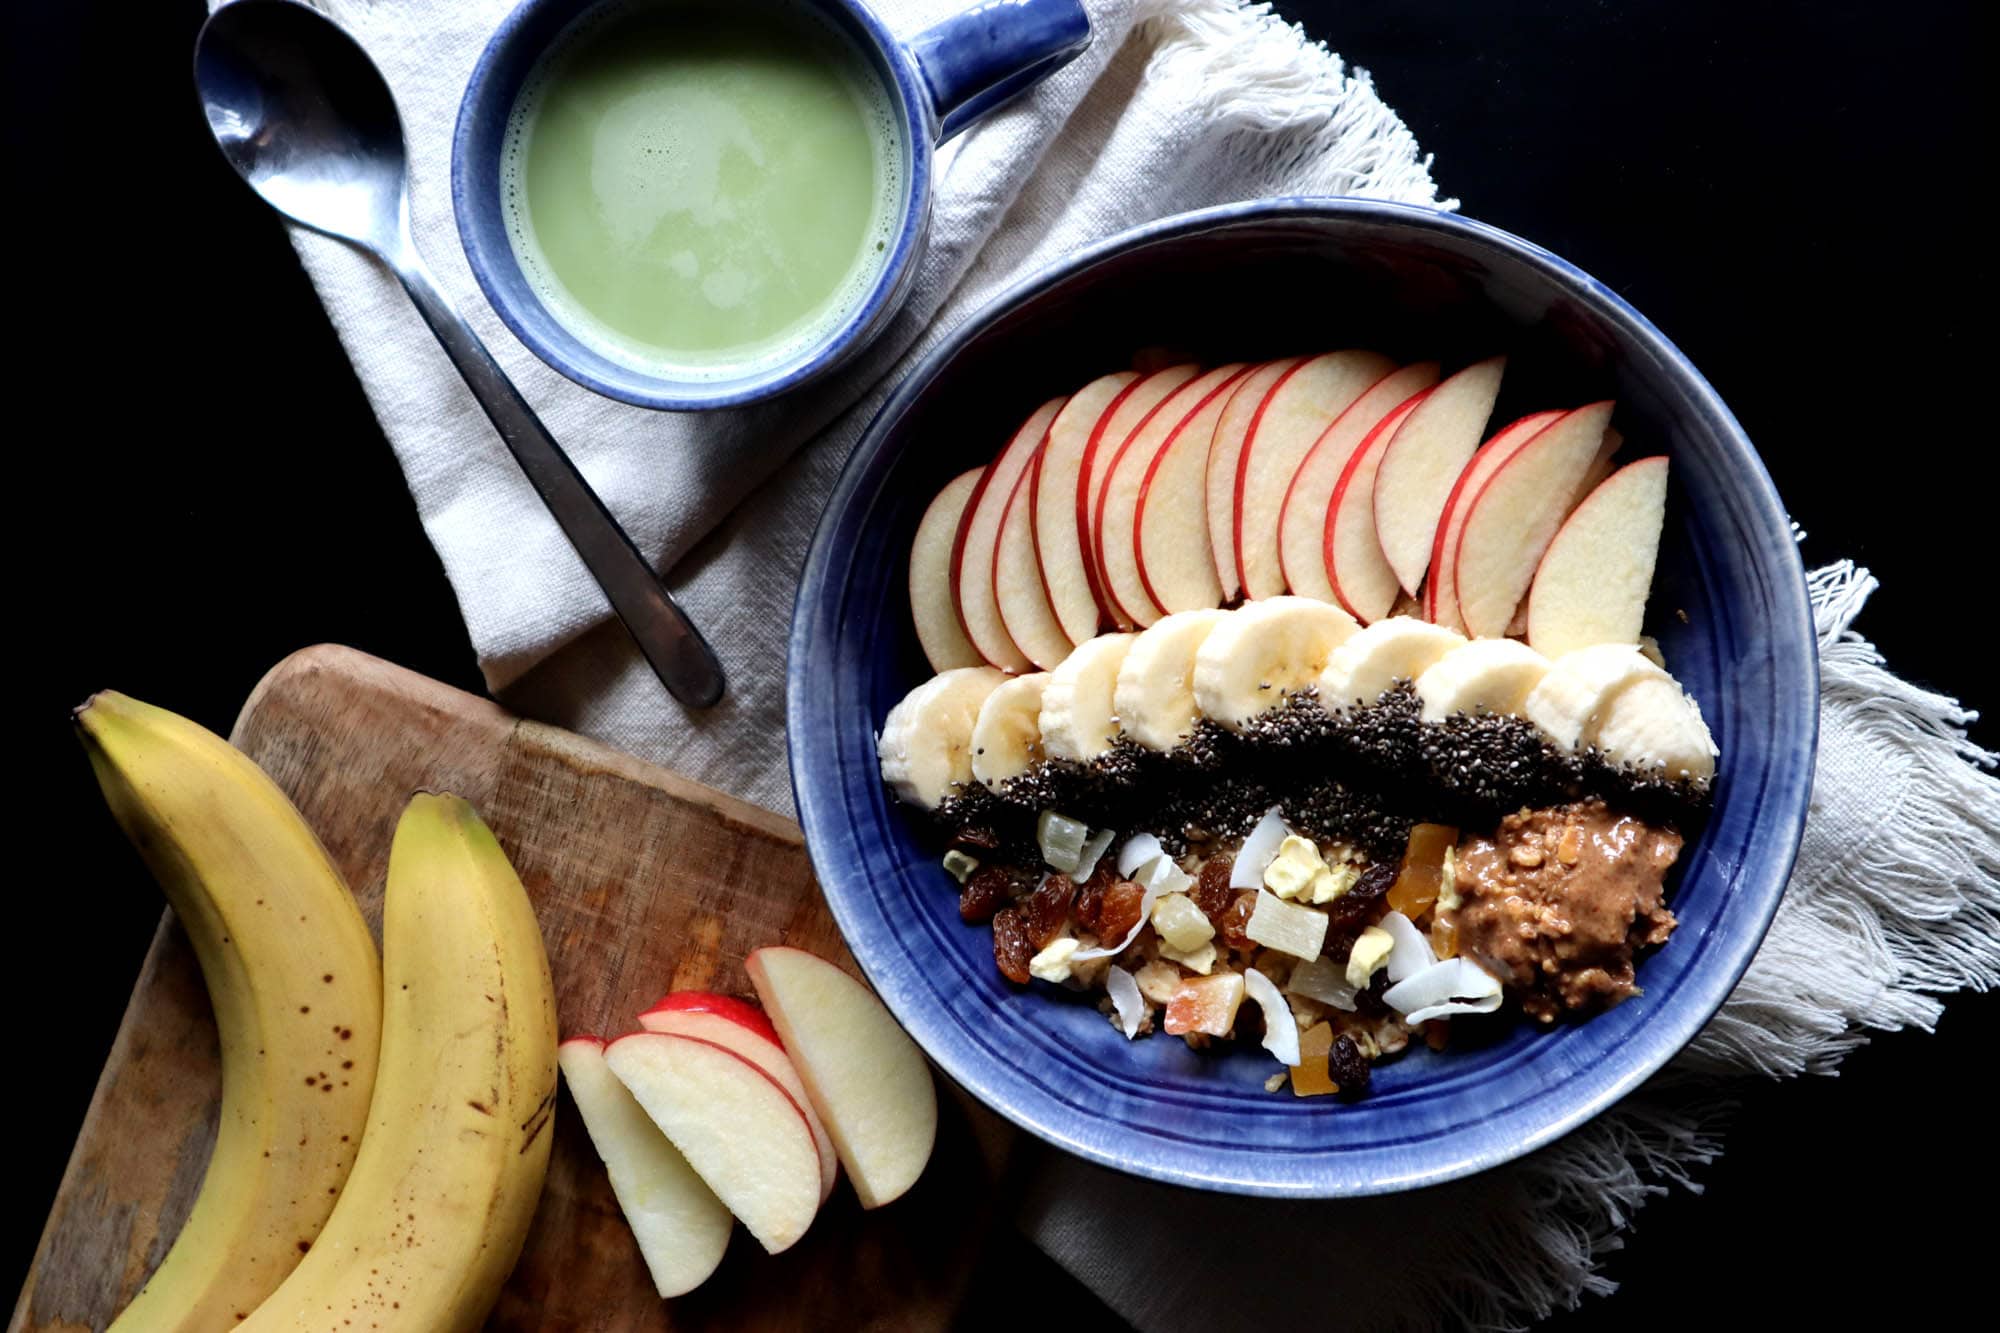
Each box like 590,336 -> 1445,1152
14,645 -> 1009,1332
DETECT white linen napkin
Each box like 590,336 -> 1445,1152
249,0 -> 2000,1325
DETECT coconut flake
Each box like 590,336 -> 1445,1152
1071,856 -> 1186,962
1116,832 -> 1165,878
1285,954 -> 1359,1011
1072,827 -> 1115,883
1379,910 -> 1437,982
1230,807 -> 1291,889
1243,967 -> 1301,1066
1106,966 -> 1146,1039
1380,957 -> 1504,1023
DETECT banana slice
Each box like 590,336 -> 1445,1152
1317,616 -> 1467,710
1040,633 -> 1138,761
1414,638 -> 1552,722
1594,674 -> 1717,781
971,672 -> 1051,792
1193,596 -> 1359,732
877,667 -> 1009,808
1522,643 -> 1668,751
1114,609 -> 1228,751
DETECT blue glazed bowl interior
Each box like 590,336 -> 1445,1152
788,200 -> 1816,1197
451,0 -> 928,411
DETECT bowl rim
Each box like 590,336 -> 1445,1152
787,196 -> 1818,1197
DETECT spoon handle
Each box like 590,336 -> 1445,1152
384,243 -> 726,709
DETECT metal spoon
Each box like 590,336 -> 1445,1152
194,0 -> 726,709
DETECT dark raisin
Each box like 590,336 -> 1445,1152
1217,890 -> 1260,952
1322,861 -> 1397,940
1352,969 -> 1393,1018
1327,1034 -> 1371,1098
959,867 -> 1011,924
1192,857 -> 1235,923
992,908 -> 1034,984
949,825 -> 1002,854
1022,874 -> 1079,949
1096,880 -> 1146,945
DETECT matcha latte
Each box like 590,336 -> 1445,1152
500,0 -> 904,380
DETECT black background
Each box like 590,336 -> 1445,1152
6,1 -> 1989,1326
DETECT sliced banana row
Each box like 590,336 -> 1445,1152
879,609 -> 1716,810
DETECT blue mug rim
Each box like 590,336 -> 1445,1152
787,195 -> 1819,1197
449,0 -> 937,413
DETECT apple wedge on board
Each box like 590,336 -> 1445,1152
1371,356 -> 1506,597
951,398 -> 1067,672
1203,358 -> 1299,601
747,947 -> 939,1211
1232,350 -> 1397,600
1423,410 -> 1564,631
1278,362 -> 1440,604
1078,364 -> 1199,630
909,470 -> 986,673
1033,372 -> 1137,644
637,991 -> 839,1204
1094,365 -> 1248,628
557,1037 -> 734,1298
1527,456 -> 1669,657
1324,387 -> 1435,623
1453,401 -> 1616,637
603,1030 -> 825,1255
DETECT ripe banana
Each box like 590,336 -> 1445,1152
1414,637 -> 1552,722
877,666 -> 1008,808
1193,595 -> 1358,731
238,794 -> 557,1332
971,671 -> 1050,791
1316,616 -> 1467,710
1038,632 -> 1137,761
1594,674 -> 1718,780
78,692 -> 382,1333
1113,609 -> 1226,751
1523,643 -> 1669,750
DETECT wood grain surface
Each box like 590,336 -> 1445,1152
14,645 -> 1005,1332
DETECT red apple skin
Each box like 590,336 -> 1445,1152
1132,365 -> 1252,616
1076,368 -> 1197,628
1423,409 -> 1564,624
1323,386 -> 1435,622
603,1029 -> 818,1142
639,991 -> 782,1048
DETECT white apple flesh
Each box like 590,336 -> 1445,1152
557,1037 -> 734,1298
1078,365 -> 1200,629
1371,356 -> 1506,597
1202,359 -> 1300,601
1033,373 -> 1138,643
952,397 -> 1067,671
993,462 -> 1076,670
908,470 -> 986,673
1094,365 -> 1248,627
1453,401 -> 1616,638
1231,349 -> 1398,600
1135,372 -> 1244,616
1527,456 -> 1669,657
604,1030 -> 824,1255
1324,388 -> 1434,623
1423,410 -> 1564,631
1277,362 -> 1440,604
746,947 -> 939,1211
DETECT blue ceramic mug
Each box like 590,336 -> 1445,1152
452,0 -> 1091,411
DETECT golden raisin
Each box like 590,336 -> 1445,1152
1095,880 -> 1146,945
1217,890 -> 1260,951
959,867 -> 1010,924
992,909 -> 1034,984
1022,873 -> 1078,949
1192,857 -> 1235,923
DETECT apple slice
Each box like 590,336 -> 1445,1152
1094,365 -> 1250,628
1033,373 -> 1138,643
1278,362 -> 1441,604
952,397 -> 1067,672
1424,410 -> 1565,631
638,993 -> 839,1205
1134,370 -> 1248,617
558,1037 -> 734,1297
1372,356 -> 1506,597
1204,358 -> 1301,601
1233,350 -> 1398,600
994,461 -> 1076,670
604,1030 -> 823,1254
1526,456 -> 1669,657
1453,401 -> 1616,637
1079,365 -> 1201,629
746,947 -> 938,1210
909,470 -> 985,673
1324,387 -> 1435,623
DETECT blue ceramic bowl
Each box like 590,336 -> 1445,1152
788,199 -> 1816,1197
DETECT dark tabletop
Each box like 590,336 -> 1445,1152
7,0 -> 1987,1326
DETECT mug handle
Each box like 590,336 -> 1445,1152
905,0 -> 1091,141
